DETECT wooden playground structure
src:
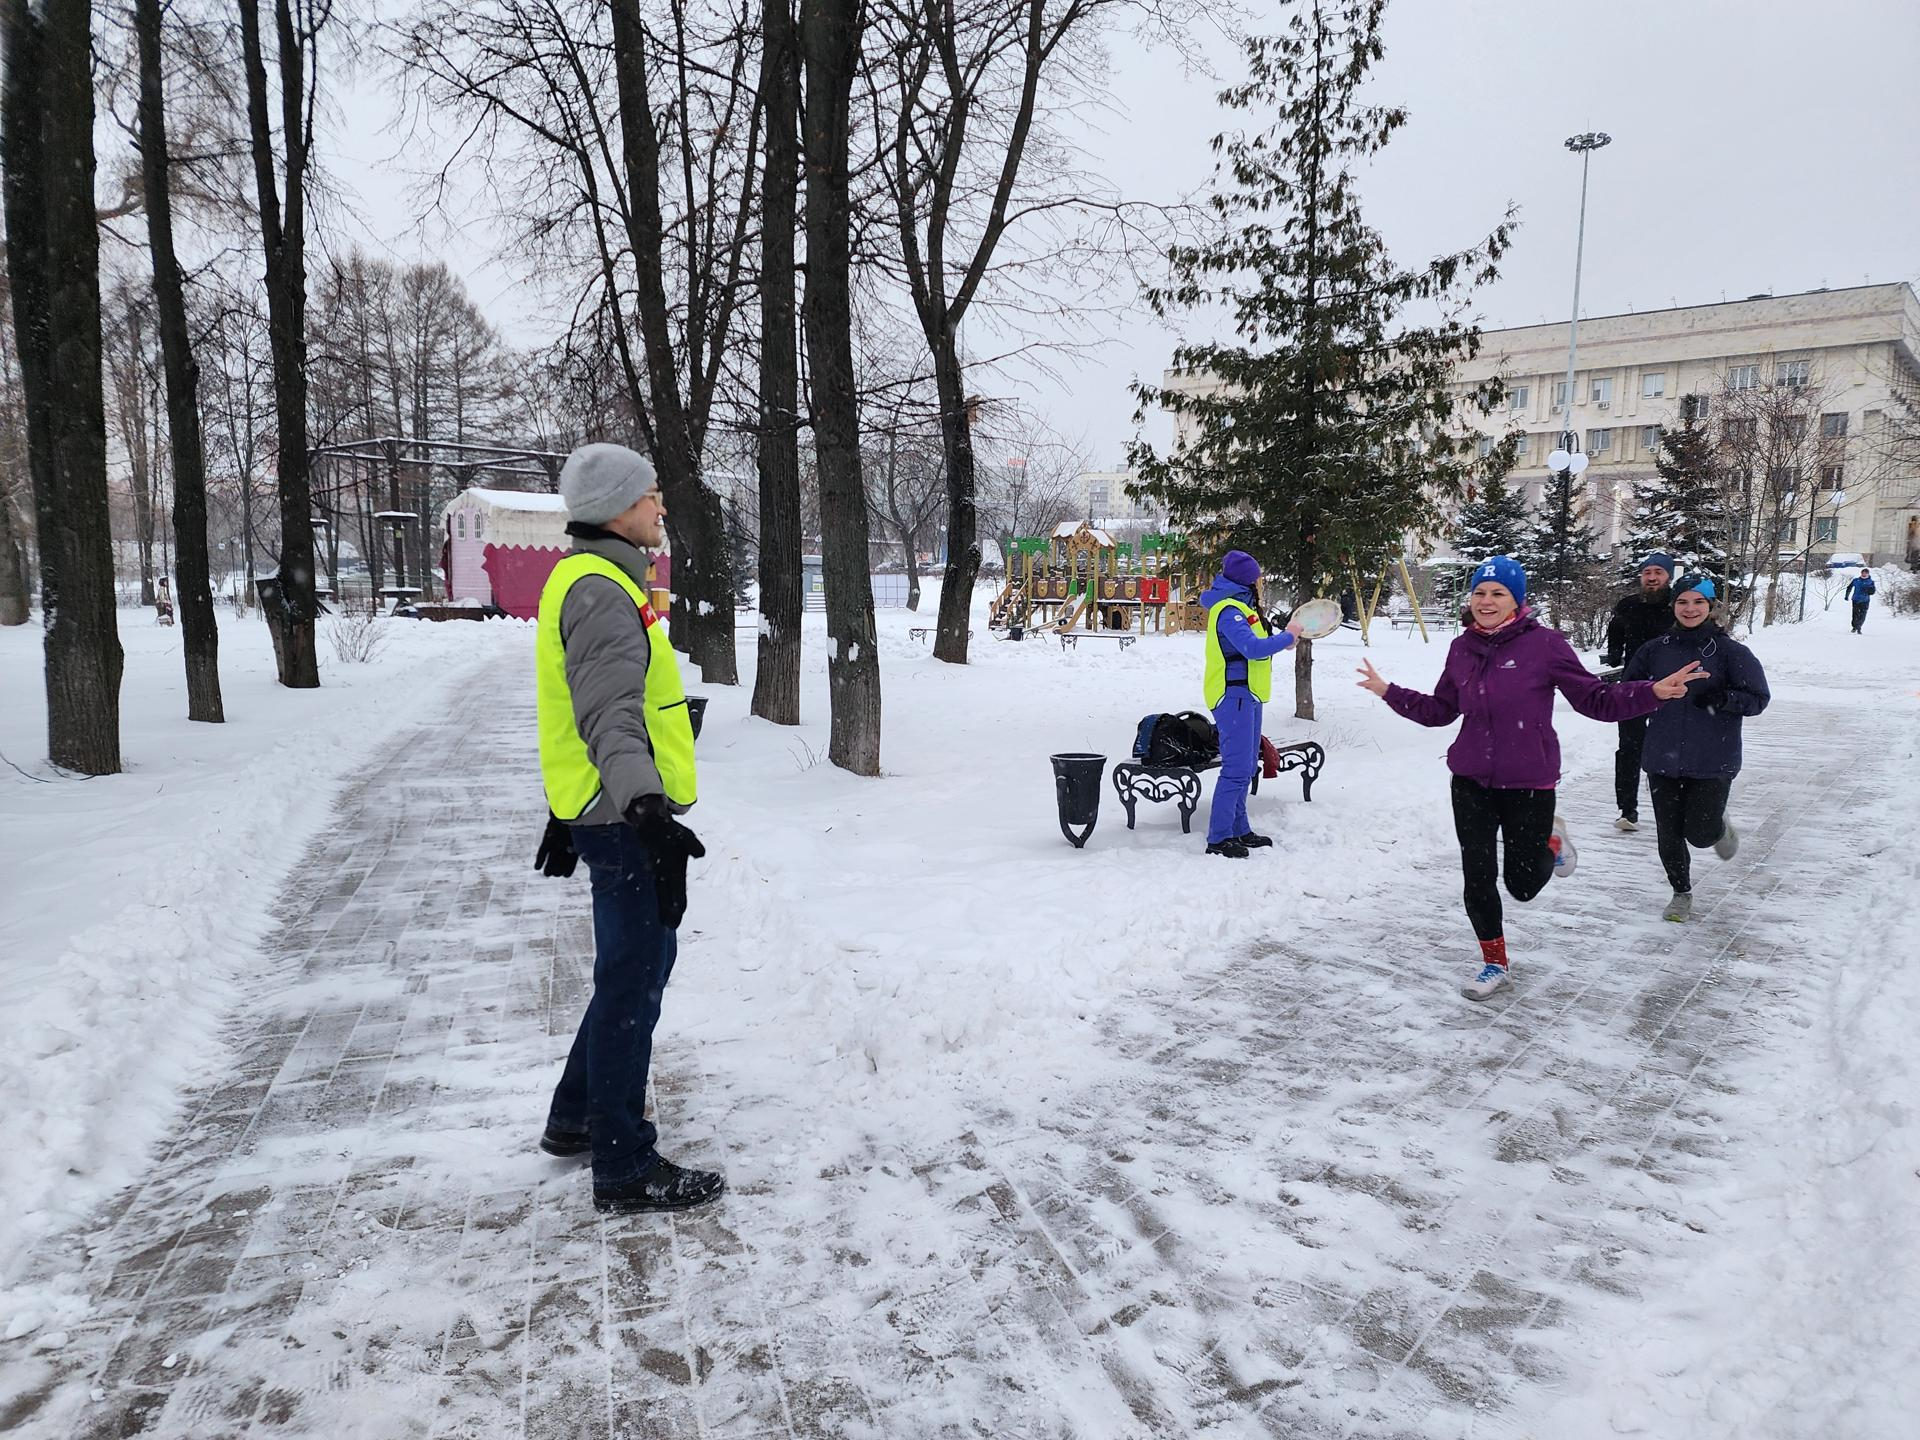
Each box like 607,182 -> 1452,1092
988,523 -> 1208,638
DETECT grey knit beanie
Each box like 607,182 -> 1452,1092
559,443 -> 658,525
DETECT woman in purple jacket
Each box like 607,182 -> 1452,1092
1356,556 -> 1706,1000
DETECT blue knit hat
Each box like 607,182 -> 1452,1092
1220,550 -> 1261,588
1468,555 -> 1527,606
1673,573 -> 1716,600
1640,552 -> 1677,579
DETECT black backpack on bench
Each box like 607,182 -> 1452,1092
1131,710 -> 1220,767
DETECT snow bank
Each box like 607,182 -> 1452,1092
0,611 -> 521,1284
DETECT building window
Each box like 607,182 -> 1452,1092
1087,487 -> 1108,514
1682,393 -> 1711,422
1514,434 -> 1530,457
1821,464 -> 1844,489
1775,359 -> 1810,388
474,515 -> 485,539
1642,372 -> 1666,398
1813,516 -> 1839,544
1777,518 -> 1798,545
1731,516 -> 1751,548
1475,436 -> 1494,458
1728,364 -> 1761,391
1642,425 -> 1663,452
1552,380 -> 1570,409
1508,385 -> 1530,411
1768,465 -> 1800,494
1723,417 -> 1758,447
456,514 -> 467,538
1821,412 -> 1849,439
1589,377 -> 1613,405
1586,428 -> 1613,453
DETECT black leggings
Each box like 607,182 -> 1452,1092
1450,777 -> 1556,942
1646,774 -> 1732,893
1614,715 -> 1649,820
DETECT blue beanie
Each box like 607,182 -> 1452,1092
1674,573 -> 1716,600
1640,552 -> 1676,579
1469,555 -> 1527,606
1221,550 -> 1261,588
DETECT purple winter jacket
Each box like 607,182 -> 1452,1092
1384,610 -> 1663,790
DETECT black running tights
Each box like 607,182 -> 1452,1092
1646,774 -> 1732,894
1450,777 -> 1556,942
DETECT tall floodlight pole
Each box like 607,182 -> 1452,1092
1544,131 -> 1610,625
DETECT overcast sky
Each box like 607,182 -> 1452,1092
329,0 -> 1920,469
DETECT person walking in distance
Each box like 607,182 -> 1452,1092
1200,551 -> 1304,857
1623,575 -> 1770,922
1600,552 -> 1676,831
1356,556 -> 1706,1000
531,442 -> 723,1213
1845,566 -> 1877,633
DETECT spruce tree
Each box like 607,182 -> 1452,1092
1451,460 -> 1531,564
1622,418 -> 1729,581
1525,467 -> 1606,628
1126,0 -> 1514,719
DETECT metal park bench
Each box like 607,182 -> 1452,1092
1111,741 -> 1325,834
909,627 -> 972,643
1058,632 -> 1136,651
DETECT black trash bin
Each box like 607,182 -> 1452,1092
685,696 -> 708,740
1049,753 -> 1106,849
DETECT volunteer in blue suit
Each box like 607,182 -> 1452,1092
1200,551 -> 1304,858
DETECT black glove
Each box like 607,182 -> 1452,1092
534,814 -> 578,878
626,796 -> 706,929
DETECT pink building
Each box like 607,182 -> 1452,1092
440,487 -> 672,619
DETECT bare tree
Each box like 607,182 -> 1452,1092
2,0 -> 125,772
104,284 -> 164,606
0,285 -> 34,624
135,0 -> 224,720
803,0 -> 882,774
238,0 -> 325,686
751,0 -> 804,724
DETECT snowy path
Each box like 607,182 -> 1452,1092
2,655 -> 1903,1439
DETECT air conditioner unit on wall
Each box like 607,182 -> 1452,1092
1596,401 -> 1609,411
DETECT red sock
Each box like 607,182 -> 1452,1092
1479,937 -> 1508,970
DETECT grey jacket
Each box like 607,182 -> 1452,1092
559,531 -> 675,825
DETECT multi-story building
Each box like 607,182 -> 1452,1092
1451,283 -> 1920,564
1073,467 -> 1160,528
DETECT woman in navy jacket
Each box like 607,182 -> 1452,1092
1622,575 -> 1771,921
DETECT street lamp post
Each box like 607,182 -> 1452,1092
1543,131 -> 1610,626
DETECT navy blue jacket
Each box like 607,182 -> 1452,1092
1623,622 -> 1770,779
1846,575 -> 1876,604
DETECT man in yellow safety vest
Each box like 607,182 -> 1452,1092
1200,550 -> 1303,857
530,442 -> 723,1214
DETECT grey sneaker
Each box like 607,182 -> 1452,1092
1549,816 -> 1577,878
1663,891 -> 1693,923
1615,814 -> 1639,832
1713,821 -> 1740,861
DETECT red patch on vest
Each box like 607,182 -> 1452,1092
638,600 -> 660,628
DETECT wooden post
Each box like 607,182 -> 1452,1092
1395,557 -> 1429,643
1348,564 -> 1371,647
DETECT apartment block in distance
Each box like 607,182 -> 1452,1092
1450,283 -> 1920,564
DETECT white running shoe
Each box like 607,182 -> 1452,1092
1614,814 -> 1639,832
1549,816 -> 1577,878
1462,962 -> 1510,1001
1663,891 -> 1693,923
1713,821 -> 1740,861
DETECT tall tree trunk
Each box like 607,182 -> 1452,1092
0,481 -> 29,624
1,0 -> 124,773
751,0 -> 802,725
1293,637 -> 1314,723
238,0 -> 319,687
119,304 -> 158,605
904,544 -> 921,612
608,0 -> 738,685
930,330 -> 979,662
800,0 -> 879,775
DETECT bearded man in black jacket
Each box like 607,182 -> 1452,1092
1599,552 -> 1676,830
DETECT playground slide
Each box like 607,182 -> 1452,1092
1053,592 -> 1091,632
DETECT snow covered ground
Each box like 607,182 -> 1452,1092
1,582 -> 1916,1438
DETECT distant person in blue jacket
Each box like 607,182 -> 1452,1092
1623,575 -> 1771,922
1199,551 -> 1303,857
1845,567 -> 1876,633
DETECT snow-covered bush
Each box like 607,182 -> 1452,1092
327,598 -> 387,664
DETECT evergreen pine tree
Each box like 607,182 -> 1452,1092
1451,460 -> 1531,564
1524,467 -> 1606,628
1622,418 -> 1730,581
1126,0 -> 1514,719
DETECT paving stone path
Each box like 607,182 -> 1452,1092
2,666 -> 1885,1438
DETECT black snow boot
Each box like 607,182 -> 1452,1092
593,1156 -> 726,1214
1235,832 -> 1273,848
1205,838 -> 1250,859
540,1122 -> 591,1158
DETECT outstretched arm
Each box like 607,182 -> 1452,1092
1217,607 -> 1297,659
1359,658 -> 1462,726
1548,630 -> 1666,721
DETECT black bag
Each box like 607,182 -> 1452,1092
1135,710 -> 1219,767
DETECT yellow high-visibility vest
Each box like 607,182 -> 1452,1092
1204,597 -> 1272,707
535,552 -> 697,819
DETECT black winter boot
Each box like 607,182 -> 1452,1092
1205,839 -> 1249,858
540,1122 -> 591,1158
1235,832 -> 1273,848
593,1156 -> 726,1214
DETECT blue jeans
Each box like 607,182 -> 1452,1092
1206,689 -> 1262,844
548,823 -> 678,1185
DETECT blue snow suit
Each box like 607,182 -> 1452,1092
1200,578 -> 1297,844
1622,621 -> 1770,779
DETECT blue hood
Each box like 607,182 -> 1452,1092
1199,578 -> 1253,611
